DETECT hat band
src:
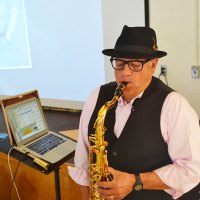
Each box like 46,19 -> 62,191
114,45 -> 155,54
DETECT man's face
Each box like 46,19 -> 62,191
114,57 -> 158,101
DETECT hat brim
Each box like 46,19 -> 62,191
102,49 -> 167,59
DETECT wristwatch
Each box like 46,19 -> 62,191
133,173 -> 143,191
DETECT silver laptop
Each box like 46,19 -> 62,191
1,92 -> 77,164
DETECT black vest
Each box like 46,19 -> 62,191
88,77 -> 200,200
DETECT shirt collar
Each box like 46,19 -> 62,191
118,91 -> 144,106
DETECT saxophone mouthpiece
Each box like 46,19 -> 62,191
121,81 -> 128,86
114,81 -> 127,97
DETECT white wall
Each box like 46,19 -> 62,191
149,0 -> 200,118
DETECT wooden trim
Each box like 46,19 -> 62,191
145,0 -> 149,27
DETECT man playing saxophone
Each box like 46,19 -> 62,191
68,26 -> 200,199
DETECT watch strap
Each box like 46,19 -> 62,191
134,173 -> 143,191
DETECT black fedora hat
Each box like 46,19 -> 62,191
102,25 -> 167,59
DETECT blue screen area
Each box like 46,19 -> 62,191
0,0 -> 31,68
0,0 -> 145,109
0,0 -> 104,102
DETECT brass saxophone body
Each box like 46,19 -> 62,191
89,82 -> 127,200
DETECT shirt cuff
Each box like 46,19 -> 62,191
68,166 -> 90,186
154,164 -> 199,199
154,167 -> 183,199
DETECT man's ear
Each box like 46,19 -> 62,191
151,58 -> 159,73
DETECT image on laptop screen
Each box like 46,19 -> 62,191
7,98 -> 46,143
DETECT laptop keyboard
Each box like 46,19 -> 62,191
27,133 -> 66,155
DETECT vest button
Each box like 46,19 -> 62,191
113,151 -> 117,156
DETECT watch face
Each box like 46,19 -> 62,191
135,184 -> 143,191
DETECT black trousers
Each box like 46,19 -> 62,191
178,183 -> 200,200
124,183 -> 200,200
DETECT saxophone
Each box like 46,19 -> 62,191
89,82 -> 127,200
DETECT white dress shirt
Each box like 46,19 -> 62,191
68,86 -> 200,199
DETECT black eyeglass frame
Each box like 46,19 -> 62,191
110,57 -> 151,72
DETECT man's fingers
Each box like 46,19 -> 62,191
97,180 -> 114,189
97,187 -> 113,196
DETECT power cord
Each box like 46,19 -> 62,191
159,73 -> 168,86
8,147 -> 21,200
9,159 -> 21,200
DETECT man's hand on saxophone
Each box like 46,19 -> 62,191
97,167 -> 135,200
96,167 -> 170,200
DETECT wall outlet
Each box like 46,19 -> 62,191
191,66 -> 199,78
160,65 -> 167,76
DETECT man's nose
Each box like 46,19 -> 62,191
122,64 -> 132,74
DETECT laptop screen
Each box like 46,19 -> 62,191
6,98 -> 47,144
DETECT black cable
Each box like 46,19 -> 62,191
164,75 -> 168,86
159,73 -> 168,86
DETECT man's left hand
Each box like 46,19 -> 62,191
97,167 -> 135,200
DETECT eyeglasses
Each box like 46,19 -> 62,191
110,57 -> 150,72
